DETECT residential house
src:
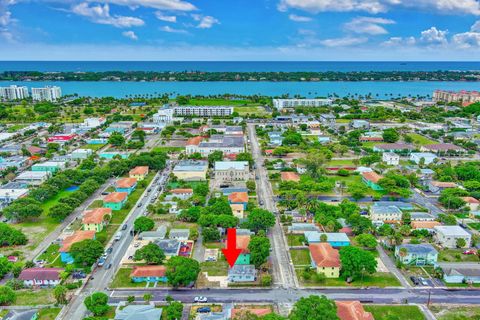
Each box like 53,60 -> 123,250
411,221 -> 441,232
350,120 -> 370,130
439,262 -> 480,284
82,208 -> 112,232
103,192 -> 128,211
71,148 -> 93,160
231,235 -> 250,265
410,212 -> 435,221
410,152 -> 437,165
0,188 -> 29,208
420,143 -> 465,155
129,166 -> 149,181
169,188 -> 193,200
462,197 -> 480,211
287,223 -> 320,234
154,239 -> 181,257
373,143 -> 415,153
87,138 -> 108,145
428,181 -> 459,194
335,301 -> 374,320
169,229 -> 190,241
138,226 -> 167,241
19,268 -> 64,288
59,230 -> 96,264
361,171 -> 384,191
0,156 -> 28,170
370,205 -> 402,223
130,265 -> 168,283
228,192 -> 248,210
31,161 -> 66,173
434,225 -> 471,248
268,131 -> 283,146
281,172 -> 300,182
14,171 -> 51,186
304,231 -> 350,247
114,303 -> 163,320
172,160 -> 208,181
99,152 -> 130,159
227,264 -> 257,283
309,243 -> 341,278
230,204 -> 245,219
320,114 -> 336,129
382,152 -> 399,165
394,244 -> 438,266
115,178 -> 137,195
214,161 -> 250,182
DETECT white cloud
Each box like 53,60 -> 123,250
0,0 -> 16,41
382,36 -> 416,47
278,0 -> 480,15
122,30 -> 138,40
319,36 -> 368,47
471,20 -> 480,32
344,16 -> 395,35
159,25 -> 188,33
192,14 -> 219,29
452,32 -> 480,48
89,0 -> 196,11
288,14 -> 312,22
155,11 -> 176,22
419,26 -> 448,45
72,2 -> 145,28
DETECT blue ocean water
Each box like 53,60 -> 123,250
1,80 -> 479,99
0,61 -> 480,72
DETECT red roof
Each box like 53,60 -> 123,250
104,192 -> 128,203
361,171 -> 383,183
360,136 -> 383,142
171,188 -> 193,194
59,230 -> 96,252
336,301 -> 374,320
228,192 -> 248,203
130,265 -> 166,278
281,172 -> 300,182
19,268 -> 64,281
237,235 -> 251,254
82,208 -> 112,224
411,221 -> 441,229
116,178 -> 137,189
424,143 -> 464,151
309,243 -> 341,268
186,136 -> 203,146
462,196 -> 480,204
129,166 -> 149,176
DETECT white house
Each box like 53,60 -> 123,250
15,171 -> 51,186
410,152 -> 437,165
19,268 -> 64,287
434,225 -> 471,249
382,152 -> 400,165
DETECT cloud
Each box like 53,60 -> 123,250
344,16 -> 395,35
288,14 -> 312,22
89,0 -> 196,11
122,30 -> 138,40
278,0 -> 480,15
319,36 -> 368,47
382,36 -> 416,47
471,20 -> 480,32
452,21 -> 480,49
155,11 -> 176,22
192,14 -> 219,29
419,26 -> 448,46
0,0 -> 16,41
72,2 -> 145,28
159,25 -> 188,33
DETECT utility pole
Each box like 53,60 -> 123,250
427,289 -> 432,308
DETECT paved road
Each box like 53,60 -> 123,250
247,123 -> 297,289
60,162 -> 173,320
376,245 -> 411,288
411,189 -> 444,216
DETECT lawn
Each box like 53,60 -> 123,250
110,268 -> 149,288
7,124 -> 27,132
468,223 -> 480,231
83,144 -> 106,151
431,305 -> 480,320
438,248 -> 480,263
364,305 -> 425,320
406,133 -> 437,146
287,234 -> 306,247
37,244 -> 61,264
327,159 -> 356,166
88,200 -> 104,209
38,308 -> 62,320
234,106 -> 267,116
15,289 -> 56,306
188,98 -> 255,106
200,258 -> 229,276
296,270 -> 401,287
362,141 -> 384,148
290,249 -> 311,266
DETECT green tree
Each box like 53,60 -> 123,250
166,257 -> 200,288
143,293 -> 153,302
48,203 -> 73,222
246,180 -> 256,192
207,150 -> 223,167
134,216 -> 155,233
347,183 -> 368,201
456,238 -> 467,248
134,243 -> 166,265
2,198 -> 43,221
236,152 -> 254,167
0,223 -> 27,247
202,227 -> 221,242
247,209 -> 275,232
0,258 -> 12,279
178,206 -> 202,222
354,234 -> 377,249
0,286 -> 15,305
289,295 -> 339,320
70,239 -> 104,266
108,132 -> 126,147
382,128 -> 400,143
339,246 -> 377,281
248,236 -> 271,268
84,292 -> 109,316
54,285 -> 68,304
165,301 -> 184,320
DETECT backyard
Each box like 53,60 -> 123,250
364,305 -> 425,320
406,133 -> 437,146
438,248 -> 480,263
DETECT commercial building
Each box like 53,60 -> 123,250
420,143 -> 465,155
0,188 -> 29,208
214,161 -> 250,182
31,161 -> 66,173
0,85 -> 29,100
71,148 -> 93,160
439,262 -> 480,284
273,98 -> 333,110
433,90 -> 480,105
434,225 -> 471,248
186,135 -> 245,157
172,160 -> 208,181
31,86 -> 62,101
153,108 -> 174,124
173,106 -> 233,117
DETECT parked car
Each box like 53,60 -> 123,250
98,257 -> 105,267
106,247 -> 113,254
101,192 -> 110,195
194,296 -> 208,303
419,277 -> 429,286
463,249 -> 477,255
196,307 -> 211,313
410,276 -> 419,285
137,203 -> 143,208
105,263 -> 112,270
122,224 -> 128,231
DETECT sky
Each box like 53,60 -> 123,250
1,0 -> 480,60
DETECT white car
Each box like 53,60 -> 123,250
194,296 -> 208,303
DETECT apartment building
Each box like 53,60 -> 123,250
173,106 -> 233,117
31,86 -> 62,101
273,98 -> 333,111
0,85 -> 29,100
433,90 -> 480,105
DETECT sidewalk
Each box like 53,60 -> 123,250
376,245 -> 411,288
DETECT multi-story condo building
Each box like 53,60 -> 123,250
173,106 -> 234,117
153,108 -> 174,123
433,90 -> 480,105
31,86 -> 62,101
273,98 -> 333,111
0,85 -> 29,100
186,135 -> 245,156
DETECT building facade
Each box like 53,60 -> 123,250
31,86 -> 62,101
0,85 -> 29,100
173,106 -> 233,117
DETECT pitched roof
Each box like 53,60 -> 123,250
228,192 -> 248,203
411,221 -> 441,229
281,171 -> 300,182
171,188 -> 193,194
230,203 -> 244,211
19,268 -> 64,281
59,230 -> 96,252
82,208 -> 112,224
424,143 -> 464,151
375,143 -> 415,150
361,171 -> 383,183
104,192 -> 128,203
227,235 -> 251,254
396,244 -> 438,255
186,136 -> 204,146
116,178 -> 137,189
462,196 -> 480,204
130,265 -> 167,278
309,243 -> 341,268
335,301 -> 374,320
430,181 -> 458,188
129,166 -> 149,175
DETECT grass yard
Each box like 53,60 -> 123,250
296,270 -> 401,288
152,146 -> 184,153
234,106 -> 267,116
327,159 -> 357,166
7,124 -> 27,132
83,144 -> 106,151
287,234 -> 306,247
362,141 -> 384,148
364,305 -> 425,320
38,308 -> 62,320
406,133 -> 437,146
468,223 -> 480,231
188,98 -> 255,106
110,267 -> 153,288
290,249 -> 311,266
14,289 -> 56,306
431,305 -> 480,320
200,258 -> 229,276
438,248 -> 480,263
37,244 -> 61,264
88,199 -> 104,209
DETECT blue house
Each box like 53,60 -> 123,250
99,152 -> 130,160
227,265 -> 257,283
59,231 -> 96,264
87,138 -> 108,145
105,126 -> 126,134
304,231 -> 351,247
440,263 -> 480,284
130,265 -> 168,283
115,178 -> 137,194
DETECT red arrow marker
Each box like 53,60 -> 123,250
221,228 -> 242,268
